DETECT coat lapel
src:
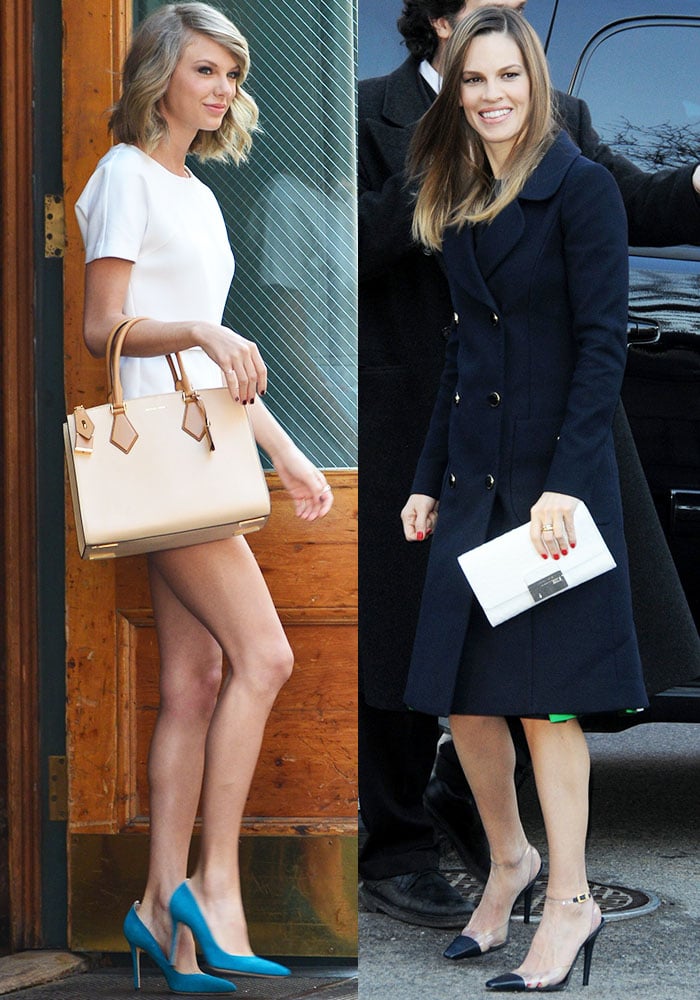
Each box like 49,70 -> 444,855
443,224 -> 499,312
382,57 -> 434,127
473,199 -> 525,282
443,132 -> 581,308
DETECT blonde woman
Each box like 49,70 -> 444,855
75,3 -> 333,993
400,7 -> 646,992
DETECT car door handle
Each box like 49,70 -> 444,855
627,315 -> 660,346
670,490 -> 700,538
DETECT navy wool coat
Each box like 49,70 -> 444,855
404,131 -> 648,718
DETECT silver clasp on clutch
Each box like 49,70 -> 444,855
527,571 -> 568,603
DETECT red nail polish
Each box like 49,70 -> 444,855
570,541 -> 576,549
416,531 -> 424,541
561,548 -> 568,556
541,553 -> 548,560
552,553 -> 560,560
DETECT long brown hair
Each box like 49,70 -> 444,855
410,6 -> 558,250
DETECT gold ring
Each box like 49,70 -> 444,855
542,523 -> 554,532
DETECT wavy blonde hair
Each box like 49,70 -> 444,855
410,6 -> 558,250
109,2 -> 258,164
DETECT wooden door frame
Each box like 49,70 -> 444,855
1,0 -> 42,950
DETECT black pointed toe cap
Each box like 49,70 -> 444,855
443,933 -> 482,960
485,972 -> 528,991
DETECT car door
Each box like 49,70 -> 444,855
565,14 -> 700,626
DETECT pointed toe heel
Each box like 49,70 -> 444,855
123,903 -> 237,994
170,881 -> 291,978
447,846 -> 541,962
485,906 -> 605,992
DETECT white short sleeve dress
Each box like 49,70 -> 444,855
75,143 -> 234,398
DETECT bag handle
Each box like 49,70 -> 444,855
105,317 -> 215,455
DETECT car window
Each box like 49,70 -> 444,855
570,20 -> 700,172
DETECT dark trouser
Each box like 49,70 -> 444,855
359,686 -> 536,882
359,690 -> 441,880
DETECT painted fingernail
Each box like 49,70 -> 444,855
416,531 -> 424,541
561,548 -> 568,556
552,553 -> 560,560
541,553 -> 548,560
570,541 -> 576,549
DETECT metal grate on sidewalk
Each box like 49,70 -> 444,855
443,871 -> 659,923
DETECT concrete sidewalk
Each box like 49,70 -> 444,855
359,723 -> 699,998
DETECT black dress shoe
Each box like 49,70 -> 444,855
423,775 -> 491,883
359,870 -> 474,928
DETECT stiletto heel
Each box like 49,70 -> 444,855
485,892 -> 604,992
444,845 -> 542,960
170,881 -> 291,978
128,943 -> 141,990
581,919 -> 603,987
123,902 -> 237,993
521,875 -> 537,925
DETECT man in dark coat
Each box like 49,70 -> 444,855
359,0 -> 700,927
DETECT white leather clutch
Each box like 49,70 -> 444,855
457,502 -> 616,626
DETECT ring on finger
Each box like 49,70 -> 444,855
541,523 -> 554,533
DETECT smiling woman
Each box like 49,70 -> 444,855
402,5 -> 647,991
458,34 -> 531,175
72,2 -> 337,993
158,38 -> 243,151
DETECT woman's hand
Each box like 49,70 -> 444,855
401,494 -> 439,541
272,445 -> 333,521
195,322 -> 268,404
530,492 -> 580,559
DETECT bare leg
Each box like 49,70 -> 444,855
511,718 -> 602,988
136,536 -> 293,971
449,716 -> 540,950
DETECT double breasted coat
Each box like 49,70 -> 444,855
404,131 -> 649,718
359,56 -> 700,712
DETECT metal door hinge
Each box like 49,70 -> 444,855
48,754 -> 68,821
44,194 -> 65,258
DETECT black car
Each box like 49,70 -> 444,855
536,0 -> 700,723
358,0 -> 700,723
